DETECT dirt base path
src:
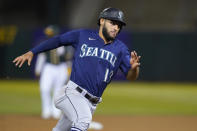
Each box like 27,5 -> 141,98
1,115 -> 197,131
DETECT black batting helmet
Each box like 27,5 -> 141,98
98,7 -> 126,26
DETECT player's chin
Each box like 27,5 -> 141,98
110,33 -> 117,39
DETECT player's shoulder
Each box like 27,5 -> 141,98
71,28 -> 93,34
115,39 -> 129,51
62,28 -> 93,37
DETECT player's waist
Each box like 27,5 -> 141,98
45,62 -> 66,67
67,80 -> 102,104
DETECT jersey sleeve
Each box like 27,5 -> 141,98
31,29 -> 81,55
119,46 -> 131,76
59,29 -> 81,48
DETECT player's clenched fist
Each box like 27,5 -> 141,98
13,51 -> 34,68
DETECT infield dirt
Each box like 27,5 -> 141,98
0,115 -> 197,131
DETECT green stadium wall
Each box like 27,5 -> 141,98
0,28 -> 196,82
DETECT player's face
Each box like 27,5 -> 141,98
102,19 -> 121,41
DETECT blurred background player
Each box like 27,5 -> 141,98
35,25 -> 72,119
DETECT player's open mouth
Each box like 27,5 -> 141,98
110,31 -> 117,37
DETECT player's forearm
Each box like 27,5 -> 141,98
126,67 -> 139,81
31,36 -> 62,55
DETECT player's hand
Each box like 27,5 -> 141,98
13,51 -> 34,68
130,51 -> 141,70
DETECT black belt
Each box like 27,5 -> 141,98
76,87 -> 100,104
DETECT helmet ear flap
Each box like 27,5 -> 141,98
97,18 -> 101,26
97,19 -> 100,26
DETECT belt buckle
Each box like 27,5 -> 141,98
89,97 -> 99,104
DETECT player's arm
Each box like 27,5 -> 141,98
126,51 -> 141,81
13,29 -> 80,68
13,37 -> 61,68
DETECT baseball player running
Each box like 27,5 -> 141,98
13,7 -> 141,131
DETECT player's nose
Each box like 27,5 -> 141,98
113,24 -> 119,32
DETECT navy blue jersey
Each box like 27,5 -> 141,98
31,29 -> 131,97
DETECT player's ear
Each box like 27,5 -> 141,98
100,18 -> 105,26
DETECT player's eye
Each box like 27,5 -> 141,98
110,20 -> 122,29
109,20 -> 114,25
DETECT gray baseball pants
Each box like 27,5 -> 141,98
52,81 -> 98,131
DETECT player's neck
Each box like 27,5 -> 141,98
99,28 -> 112,44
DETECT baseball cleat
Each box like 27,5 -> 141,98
89,121 -> 103,130
41,112 -> 51,119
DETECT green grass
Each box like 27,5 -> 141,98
0,80 -> 197,115
0,80 -> 41,115
96,82 -> 197,115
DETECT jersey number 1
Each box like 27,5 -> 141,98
104,68 -> 113,82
